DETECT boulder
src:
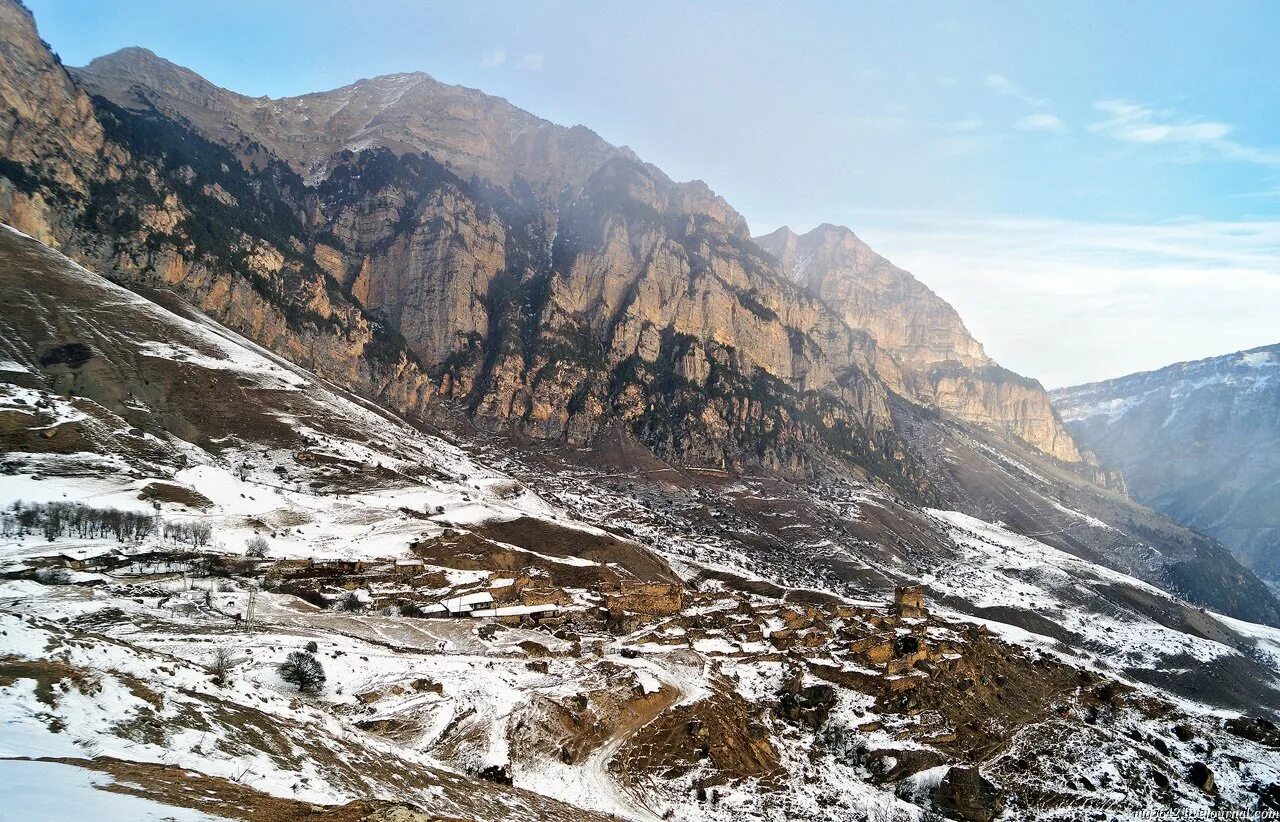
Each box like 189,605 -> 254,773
777,681 -> 836,730
933,765 -> 1003,822
1188,762 -> 1215,794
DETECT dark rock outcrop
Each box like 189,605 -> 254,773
933,765 -> 1003,822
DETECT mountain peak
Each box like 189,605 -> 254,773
754,220 -> 993,373
808,221 -> 856,238
73,47 -> 629,193
76,45 -> 251,109
81,46 -> 209,85
85,45 -> 162,65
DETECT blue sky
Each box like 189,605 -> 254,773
26,0 -> 1280,386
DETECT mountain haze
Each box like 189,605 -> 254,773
1054,343 -> 1280,583
757,224 -> 1082,464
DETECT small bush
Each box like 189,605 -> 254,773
209,646 -> 239,685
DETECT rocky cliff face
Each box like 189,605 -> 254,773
0,0 -> 105,243
0,17 -> 918,488
307,145 -> 911,477
1053,344 -> 1280,582
757,224 -> 1083,463
0,23 -> 445,447
0,4 -> 1077,492
69,46 -> 1084,468
757,224 -> 988,370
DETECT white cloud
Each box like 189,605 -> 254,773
1093,99 -> 1228,143
1091,98 -> 1280,168
517,53 -> 544,71
1015,113 -> 1065,133
846,210 -> 1280,387
984,73 -> 1017,94
985,73 -> 1047,107
480,48 -> 506,69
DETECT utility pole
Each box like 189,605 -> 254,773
245,585 -> 258,633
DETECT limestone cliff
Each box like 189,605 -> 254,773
0,2 -> 1078,493
0,13 -> 441,449
0,9 -> 919,488
72,44 -> 1084,468
0,0 -> 105,243
757,224 -> 1083,463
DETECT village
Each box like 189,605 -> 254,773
4,521 -> 1005,737
1,498 -> 1251,820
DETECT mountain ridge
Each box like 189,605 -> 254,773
756,222 -> 1083,464
71,44 -> 1083,466
1053,342 -> 1280,582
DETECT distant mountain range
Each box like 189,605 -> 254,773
1054,343 -> 1280,584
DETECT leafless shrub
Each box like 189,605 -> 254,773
278,651 -> 325,694
209,646 -> 241,685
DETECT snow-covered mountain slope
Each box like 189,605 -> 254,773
1053,344 -> 1280,584
0,224 -> 583,566
4,227 -> 1280,819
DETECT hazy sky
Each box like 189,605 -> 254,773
26,0 -> 1280,387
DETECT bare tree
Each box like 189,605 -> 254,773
278,651 -> 325,694
191,522 -> 213,549
245,535 -> 269,558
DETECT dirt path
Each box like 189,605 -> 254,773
569,654 -> 685,822
250,593 -> 685,821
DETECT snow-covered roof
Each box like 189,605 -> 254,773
440,591 -> 494,613
469,603 -> 558,618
